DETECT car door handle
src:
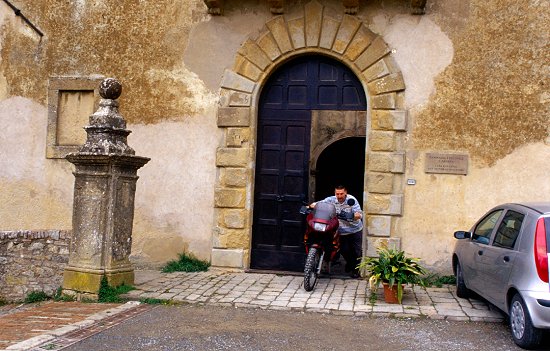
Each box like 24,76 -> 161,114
503,256 -> 510,262
477,250 -> 483,256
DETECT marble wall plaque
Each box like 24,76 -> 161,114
425,153 -> 468,175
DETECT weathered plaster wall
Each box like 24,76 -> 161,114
0,97 -> 74,229
0,0 -> 249,266
400,143 -> 550,270
127,116 -> 221,266
0,0 -> 210,123
127,5 -> 270,265
358,0 -> 549,271
372,14 -> 453,108
1,0 -> 548,272
413,0 -> 549,165
184,5 -> 271,91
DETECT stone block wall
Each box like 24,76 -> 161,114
0,230 -> 70,302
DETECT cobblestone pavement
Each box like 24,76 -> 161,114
0,269 -> 505,350
127,269 -> 505,322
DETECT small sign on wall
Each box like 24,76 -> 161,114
425,153 -> 469,175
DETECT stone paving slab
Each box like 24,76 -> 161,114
128,269 -> 505,322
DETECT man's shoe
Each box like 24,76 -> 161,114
321,261 -> 330,274
344,263 -> 352,273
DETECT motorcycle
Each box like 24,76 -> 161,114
300,199 -> 356,291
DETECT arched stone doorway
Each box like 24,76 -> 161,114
250,55 -> 366,272
212,1 -> 407,269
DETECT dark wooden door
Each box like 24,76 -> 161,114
251,112 -> 310,271
251,56 -> 366,271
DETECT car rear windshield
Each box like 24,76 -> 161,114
492,211 -> 524,249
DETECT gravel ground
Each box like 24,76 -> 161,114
62,304 -> 550,351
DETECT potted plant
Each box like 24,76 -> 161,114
358,246 -> 427,304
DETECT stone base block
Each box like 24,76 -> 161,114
62,268 -> 134,297
105,270 -> 135,287
211,248 -> 244,268
63,269 -> 103,295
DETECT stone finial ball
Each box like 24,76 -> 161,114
99,78 -> 122,99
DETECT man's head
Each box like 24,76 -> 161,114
334,185 -> 347,203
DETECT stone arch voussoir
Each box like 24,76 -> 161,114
212,0 -> 408,268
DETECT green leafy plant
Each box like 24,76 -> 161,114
52,287 -> 76,302
162,252 -> 210,273
421,273 -> 456,287
24,290 -> 50,303
97,276 -> 134,303
358,246 -> 427,303
368,291 -> 377,304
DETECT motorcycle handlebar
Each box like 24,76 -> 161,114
337,211 -> 355,221
299,205 -> 312,215
300,205 -> 355,221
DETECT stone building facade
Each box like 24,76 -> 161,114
0,0 -> 548,274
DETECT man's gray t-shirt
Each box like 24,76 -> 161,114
318,195 -> 363,235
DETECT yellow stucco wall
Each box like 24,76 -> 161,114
0,0 -> 548,271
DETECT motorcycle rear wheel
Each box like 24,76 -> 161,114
304,247 -> 321,291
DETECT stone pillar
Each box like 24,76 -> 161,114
62,78 -> 149,300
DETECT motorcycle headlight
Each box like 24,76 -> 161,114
313,222 -> 327,231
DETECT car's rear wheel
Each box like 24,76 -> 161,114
455,262 -> 470,298
509,293 -> 543,349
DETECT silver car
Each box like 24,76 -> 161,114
452,202 -> 550,349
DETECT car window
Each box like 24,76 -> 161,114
472,210 -> 503,245
492,210 -> 524,249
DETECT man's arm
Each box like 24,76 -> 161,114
309,196 -> 334,208
352,201 -> 362,220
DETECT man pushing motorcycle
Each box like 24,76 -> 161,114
310,185 -> 363,278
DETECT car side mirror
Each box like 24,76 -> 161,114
454,231 -> 471,239
347,199 -> 355,206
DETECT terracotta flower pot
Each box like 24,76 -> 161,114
382,282 -> 402,304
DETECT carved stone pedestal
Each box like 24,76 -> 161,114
62,78 -> 149,300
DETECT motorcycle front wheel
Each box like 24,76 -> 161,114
304,247 -> 321,291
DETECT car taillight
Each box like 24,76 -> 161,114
534,217 -> 549,283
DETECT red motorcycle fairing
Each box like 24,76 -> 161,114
304,212 -> 340,261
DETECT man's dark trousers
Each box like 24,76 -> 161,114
340,230 -> 362,276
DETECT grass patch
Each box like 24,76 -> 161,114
53,287 -> 76,302
139,297 -> 169,305
98,276 -> 134,303
161,252 -> 210,273
421,273 -> 456,287
24,291 -> 50,304
368,291 -> 378,304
